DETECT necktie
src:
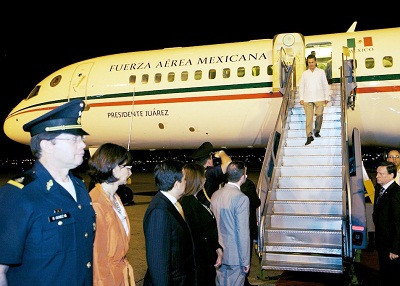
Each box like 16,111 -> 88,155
376,187 -> 385,204
175,201 -> 185,219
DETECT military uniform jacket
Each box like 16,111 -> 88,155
0,161 -> 96,286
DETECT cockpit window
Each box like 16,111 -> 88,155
26,85 -> 41,100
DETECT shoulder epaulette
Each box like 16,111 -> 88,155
7,170 -> 37,189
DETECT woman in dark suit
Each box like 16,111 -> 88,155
180,162 -> 223,286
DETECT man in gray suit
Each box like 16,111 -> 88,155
210,161 -> 250,286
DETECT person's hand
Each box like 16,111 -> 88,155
243,265 -> 250,273
214,248 -> 223,268
214,150 -> 224,158
389,252 -> 399,260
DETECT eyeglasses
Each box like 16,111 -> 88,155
119,165 -> 132,170
53,136 -> 87,144
388,155 -> 400,159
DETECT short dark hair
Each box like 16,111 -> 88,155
226,161 -> 246,183
307,54 -> 317,61
154,159 -> 184,192
378,161 -> 397,178
88,143 -> 132,187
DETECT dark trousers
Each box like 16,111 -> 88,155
378,250 -> 400,284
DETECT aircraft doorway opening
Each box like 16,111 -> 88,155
305,42 -> 332,83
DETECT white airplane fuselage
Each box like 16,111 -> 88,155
3,27 -> 400,151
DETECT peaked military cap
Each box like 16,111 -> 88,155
23,99 -> 89,137
190,141 -> 214,159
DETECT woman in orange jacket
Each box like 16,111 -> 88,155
88,143 -> 135,285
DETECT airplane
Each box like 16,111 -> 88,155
3,22 -> 399,279
3,22 -> 400,155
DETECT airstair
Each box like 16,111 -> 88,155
256,47 -> 367,276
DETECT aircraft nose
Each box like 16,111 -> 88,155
3,113 -> 31,146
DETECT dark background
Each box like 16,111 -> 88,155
1,7 -> 397,160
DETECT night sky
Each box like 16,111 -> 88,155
1,8 -> 397,158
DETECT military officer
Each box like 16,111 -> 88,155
190,141 -> 232,207
0,100 -> 96,286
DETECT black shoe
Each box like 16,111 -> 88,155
315,131 -> 321,137
305,136 -> 314,145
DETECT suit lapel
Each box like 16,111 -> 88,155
158,192 -> 191,231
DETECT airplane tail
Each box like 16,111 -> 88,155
347,21 -> 357,32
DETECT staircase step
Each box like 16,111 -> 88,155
281,145 -> 342,156
276,166 -> 342,176
289,113 -> 341,122
281,155 -> 342,166
277,177 -> 342,188
268,201 -> 342,215
261,253 -> 343,274
286,128 -> 341,137
265,214 -> 343,230
264,243 -> 342,255
285,136 -> 341,146
288,121 -> 341,129
291,106 -> 341,115
264,229 -> 342,248
272,188 -> 343,201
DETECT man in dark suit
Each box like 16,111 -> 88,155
372,161 -> 400,284
143,160 -> 196,285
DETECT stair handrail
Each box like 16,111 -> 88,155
256,58 -> 296,255
340,52 -> 357,261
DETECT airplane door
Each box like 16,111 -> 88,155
272,33 -> 305,92
69,62 -> 94,100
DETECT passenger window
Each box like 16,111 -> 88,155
223,68 -> 230,78
209,69 -> 216,79
194,70 -> 202,80
237,67 -> 245,77
129,75 -> 136,84
168,72 -> 175,82
267,65 -> 273,75
181,71 -> 188,81
383,56 -> 393,68
252,66 -> 260,76
142,74 -> 149,84
365,58 -> 375,69
154,73 -> 162,83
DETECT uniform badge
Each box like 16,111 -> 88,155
14,176 -> 25,183
46,179 -> 54,191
